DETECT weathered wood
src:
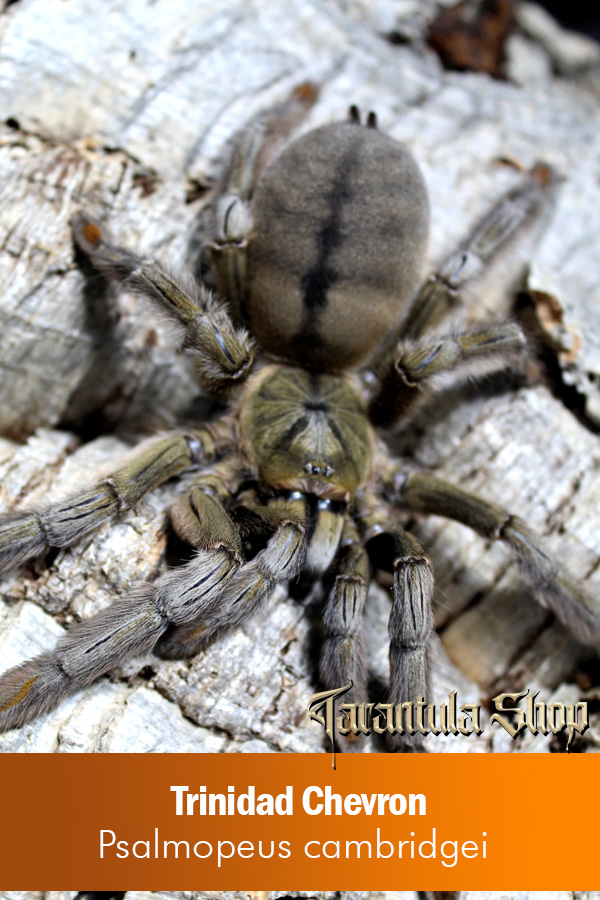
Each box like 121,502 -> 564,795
0,0 -> 599,758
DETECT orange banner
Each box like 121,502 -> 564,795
0,752 -> 596,889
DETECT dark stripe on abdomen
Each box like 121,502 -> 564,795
292,143 -> 360,349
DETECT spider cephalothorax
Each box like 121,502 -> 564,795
239,365 -> 374,500
0,86 -> 598,747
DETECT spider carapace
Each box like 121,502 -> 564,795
0,87 -> 598,756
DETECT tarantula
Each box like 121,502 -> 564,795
0,85 -> 598,742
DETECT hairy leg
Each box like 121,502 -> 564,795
0,465 -> 312,730
360,498 -> 434,750
207,82 -> 318,324
385,528 -> 434,750
385,467 -> 600,646
365,163 -> 556,427
157,491 -> 309,658
392,163 -> 555,341
0,474 -> 244,732
320,516 -> 370,704
368,321 -> 526,427
0,424 -> 227,574
72,214 -> 254,390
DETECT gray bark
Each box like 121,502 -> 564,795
0,0 -> 600,758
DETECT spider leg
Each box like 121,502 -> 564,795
365,163 -> 556,427
157,491 -> 309,658
207,82 -> 318,324
386,529 -> 434,751
361,500 -> 434,750
0,425 -> 226,575
72,213 -> 255,391
386,468 -> 600,646
320,515 -> 370,704
392,162 -> 555,342
0,475 -> 245,732
189,501 -> 307,638
368,321 -> 526,427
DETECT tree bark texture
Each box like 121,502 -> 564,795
0,0 -> 599,756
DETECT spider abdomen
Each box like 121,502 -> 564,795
247,121 -> 430,371
239,364 -> 373,500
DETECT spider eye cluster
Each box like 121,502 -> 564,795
246,121 -> 430,372
304,462 -> 333,477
